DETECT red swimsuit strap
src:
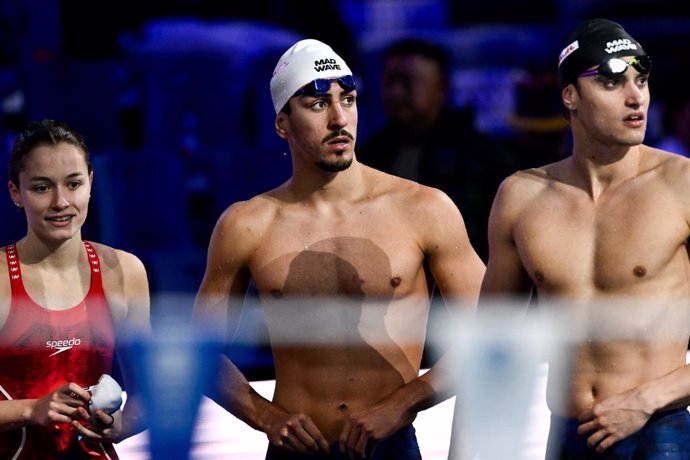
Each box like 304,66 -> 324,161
5,242 -> 104,298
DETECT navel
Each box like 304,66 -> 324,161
534,271 -> 545,282
633,265 -> 647,278
390,276 -> 401,288
338,402 -> 349,412
271,289 -> 283,299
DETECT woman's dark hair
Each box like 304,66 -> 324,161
9,119 -> 91,186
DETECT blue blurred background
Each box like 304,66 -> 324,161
1,0 -> 690,377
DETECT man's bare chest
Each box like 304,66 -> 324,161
248,219 -> 425,299
513,186 -> 687,290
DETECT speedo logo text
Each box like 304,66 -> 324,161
314,58 -> 340,72
46,337 -> 82,357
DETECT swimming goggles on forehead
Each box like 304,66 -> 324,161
293,75 -> 357,97
578,55 -> 652,79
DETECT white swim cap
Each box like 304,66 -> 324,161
270,39 -> 353,114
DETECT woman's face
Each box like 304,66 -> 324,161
9,142 -> 92,243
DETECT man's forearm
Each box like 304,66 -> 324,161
383,349 -> 459,419
212,355 -> 281,433
639,363 -> 690,413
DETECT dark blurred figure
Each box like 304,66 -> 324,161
358,38 -> 502,263
500,67 -> 571,171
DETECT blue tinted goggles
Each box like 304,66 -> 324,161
293,75 -> 356,97
578,55 -> 652,79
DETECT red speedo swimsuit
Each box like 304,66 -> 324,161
0,242 -> 118,459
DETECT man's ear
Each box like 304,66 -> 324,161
275,113 -> 288,139
562,84 -> 578,111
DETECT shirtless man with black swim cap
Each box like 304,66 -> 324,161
451,18 -> 690,459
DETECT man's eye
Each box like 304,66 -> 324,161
603,78 -> 621,88
311,100 -> 327,110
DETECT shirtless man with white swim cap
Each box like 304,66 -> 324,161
194,38 -> 484,459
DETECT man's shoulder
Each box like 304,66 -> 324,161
644,144 -> 690,168
367,166 -> 453,206
498,166 -> 554,195
643,144 -> 690,187
489,165 -> 559,217
223,189 -> 284,217
362,168 -> 465,231
216,191 -> 283,235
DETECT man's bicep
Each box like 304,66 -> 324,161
193,217 -> 253,327
482,225 -> 532,297
483,257 -> 531,296
193,256 -> 250,330
481,178 -> 533,297
430,239 -> 484,304
424,199 -> 485,304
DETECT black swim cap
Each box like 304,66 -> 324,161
557,18 -> 646,87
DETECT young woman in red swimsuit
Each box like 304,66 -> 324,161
0,119 -> 150,459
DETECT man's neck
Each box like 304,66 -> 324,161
570,143 -> 643,199
288,160 -> 368,205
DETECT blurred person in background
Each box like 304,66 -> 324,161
357,38 -> 503,263
502,67 -> 571,171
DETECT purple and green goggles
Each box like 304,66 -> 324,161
579,55 -> 652,79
